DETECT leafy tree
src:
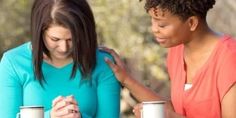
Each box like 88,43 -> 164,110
0,0 -> 32,57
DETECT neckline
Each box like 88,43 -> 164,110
43,60 -> 73,69
182,35 -> 229,91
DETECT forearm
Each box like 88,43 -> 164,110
123,75 -> 162,102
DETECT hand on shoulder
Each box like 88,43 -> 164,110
99,47 -> 133,85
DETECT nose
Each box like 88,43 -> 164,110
58,41 -> 68,52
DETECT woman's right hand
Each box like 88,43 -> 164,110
99,47 -> 132,85
133,101 -> 185,118
100,47 -> 160,102
133,103 -> 142,118
50,95 -> 81,118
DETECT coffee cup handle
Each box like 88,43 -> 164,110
16,113 -> 20,118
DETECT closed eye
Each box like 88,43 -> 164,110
158,24 -> 166,28
46,34 -> 60,41
50,37 -> 60,41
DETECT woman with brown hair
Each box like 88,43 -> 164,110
0,0 -> 120,118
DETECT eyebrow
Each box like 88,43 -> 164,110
47,34 -> 71,40
153,17 -> 161,20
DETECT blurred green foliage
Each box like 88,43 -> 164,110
90,0 -> 168,82
0,0 -> 32,57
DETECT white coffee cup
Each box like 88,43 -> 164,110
16,106 -> 44,118
141,101 -> 165,118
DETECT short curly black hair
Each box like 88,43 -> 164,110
141,0 -> 216,20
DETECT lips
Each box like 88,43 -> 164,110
57,52 -> 68,55
155,37 -> 166,43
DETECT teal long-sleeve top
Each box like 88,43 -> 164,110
0,42 -> 121,118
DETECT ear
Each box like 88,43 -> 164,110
187,16 -> 199,31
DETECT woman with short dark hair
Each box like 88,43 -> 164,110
102,0 -> 236,117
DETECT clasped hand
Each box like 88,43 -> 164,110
51,95 -> 81,118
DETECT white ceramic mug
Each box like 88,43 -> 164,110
141,101 -> 165,118
16,106 -> 44,118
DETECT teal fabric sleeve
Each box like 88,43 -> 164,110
95,53 -> 121,118
0,53 -> 23,118
0,53 -> 52,118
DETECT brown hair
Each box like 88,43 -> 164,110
31,0 -> 97,84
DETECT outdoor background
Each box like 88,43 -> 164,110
0,0 -> 235,118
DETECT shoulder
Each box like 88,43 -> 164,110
218,36 -> 236,62
93,50 -> 120,87
96,49 -> 113,61
216,36 -> 236,100
210,35 -> 236,75
0,42 -> 31,83
2,42 -> 31,59
95,49 -> 114,67
93,49 -> 114,73
220,35 -> 236,52
0,42 -> 32,71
